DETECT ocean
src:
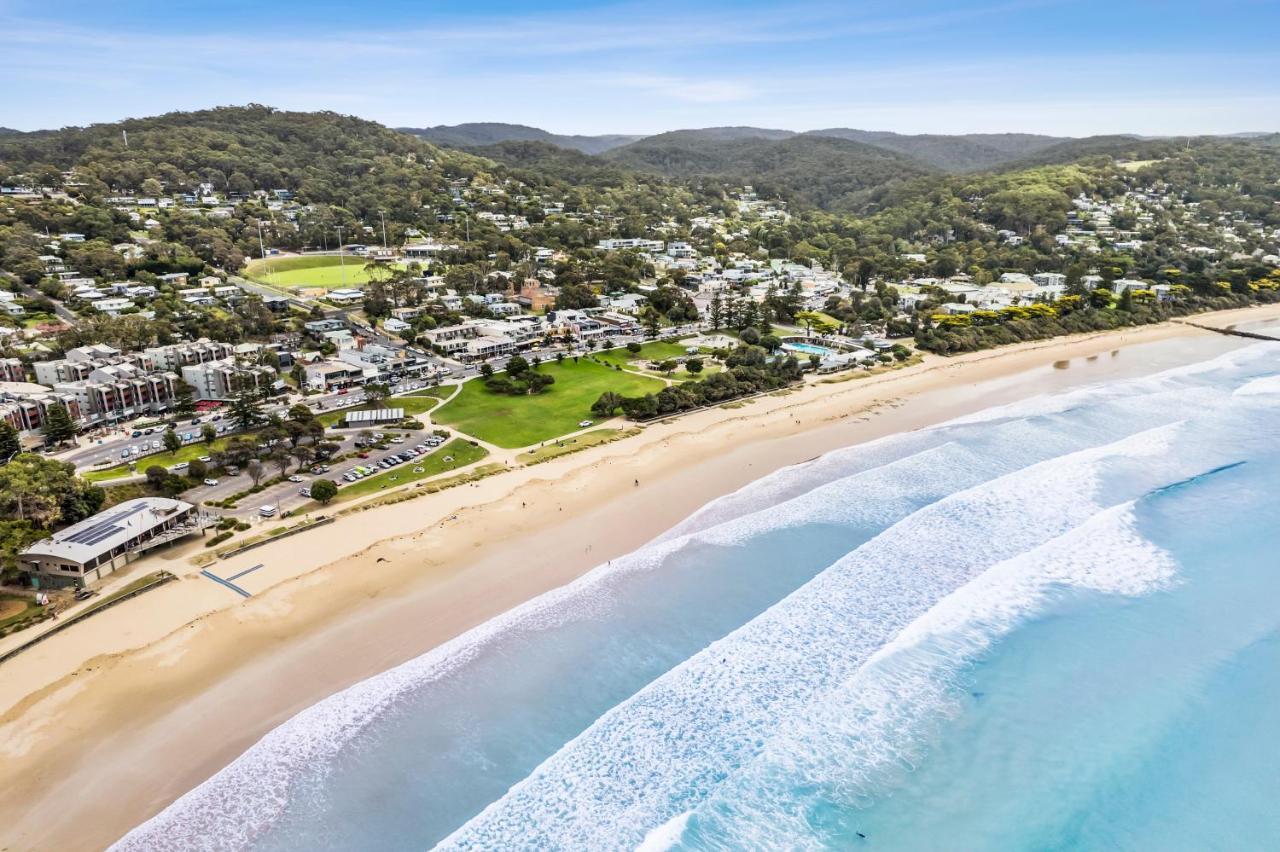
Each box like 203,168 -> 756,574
116,331 -> 1280,851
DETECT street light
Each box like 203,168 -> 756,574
379,210 -> 388,249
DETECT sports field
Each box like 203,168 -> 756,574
244,256 -> 406,290
433,359 -> 663,448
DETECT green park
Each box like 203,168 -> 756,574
433,359 -> 664,448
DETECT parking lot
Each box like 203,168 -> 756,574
181,420 -> 445,519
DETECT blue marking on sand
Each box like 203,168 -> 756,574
200,570 -> 250,598
226,563 -> 265,582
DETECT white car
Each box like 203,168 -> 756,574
287,475 -> 304,483
578,420 -> 593,428
203,478 -> 219,486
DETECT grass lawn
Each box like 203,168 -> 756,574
594,341 -> 691,367
404,386 -> 456,400
243,256 -> 406,290
516,428 -> 639,464
434,360 -> 664,448
0,594 -> 44,634
324,439 -> 488,502
84,434 -> 250,481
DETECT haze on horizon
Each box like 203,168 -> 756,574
3,0 -> 1277,137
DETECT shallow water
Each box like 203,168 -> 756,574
115,333 -> 1280,851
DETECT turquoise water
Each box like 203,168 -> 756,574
116,339 -> 1280,851
782,341 -> 836,356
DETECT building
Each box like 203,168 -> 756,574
0,383 -> 84,434
516,279 -> 559,312
304,361 -> 365,391
342,407 -> 405,428
142,339 -> 235,372
53,364 -> 178,424
19,498 -> 207,586
326,288 -> 365,305
181,359 -> 275,401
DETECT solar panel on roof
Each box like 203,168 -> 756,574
61,503 -> 151,543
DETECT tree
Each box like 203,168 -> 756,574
591,392 -> 625,417
657,359 -> 678,376
188,459 -> 209,480
287,403 -> 314,423
0,454 -> 102,527
760,334 -> 782,353
41,403 -> 76,446
246,459 -> 265,486
172,379 -> 196,417
145,465 -> 168,487
364,382 -> 390,406
0,422 -> 20,462
480,363 -> 494,379
229,390 -> 265,432
641,307 -> 661,339
201,423 -> 218,444
709,293 -> 724,331
265,445 -> 290,477
163,428 -> 182,454
290,362 -> 307,389
627,341 -> 642,354
505,355 -> 530,378
740,327 -> 761,346
685,357 -> 704,375
309,478 -> 338,505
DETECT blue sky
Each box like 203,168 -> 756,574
3,0 -> 1277,136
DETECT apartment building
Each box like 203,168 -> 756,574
181,359 -> 276,401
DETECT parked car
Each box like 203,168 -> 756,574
287,475 -> 304,483
131,430 -> 142,438
203,478 -> 219,486
198,456 -> 212,463
578,420 -> 593,428
171,462 -> 189,471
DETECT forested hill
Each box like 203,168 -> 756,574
603,132 -> 935,211
0,106 -> 498,222
401,123 -> 641,155
802,129 -> 1067,172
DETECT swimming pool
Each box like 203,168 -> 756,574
782,341 -> 835,357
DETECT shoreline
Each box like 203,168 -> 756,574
2,304 -> 1279,851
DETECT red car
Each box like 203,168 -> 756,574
356,451 -> 369,459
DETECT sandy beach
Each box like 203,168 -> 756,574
1,305 -> 1277,852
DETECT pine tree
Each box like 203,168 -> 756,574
709,293 -> 724,331
172,379 -> 196,417
0,421 -> 20,462
228,390 -> 265,432
41,403 -> 76,446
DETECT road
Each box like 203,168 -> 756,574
183,420 -> 437,519
64,388 -> 379,470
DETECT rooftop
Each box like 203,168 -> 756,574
22,497 -> 194,565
